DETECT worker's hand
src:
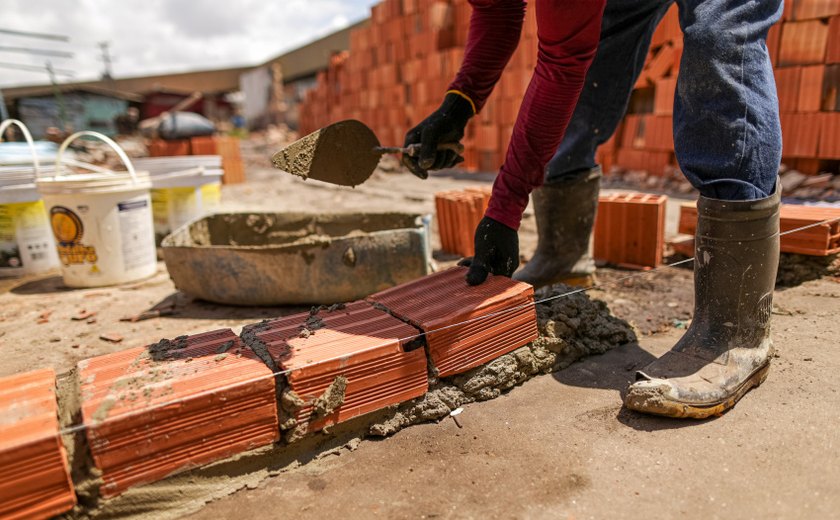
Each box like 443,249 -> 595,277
458,216 -> 519,286
402,92 -> 474,179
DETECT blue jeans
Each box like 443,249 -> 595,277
546,0 -> 783,201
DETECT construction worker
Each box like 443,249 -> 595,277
404,0 -> 783,419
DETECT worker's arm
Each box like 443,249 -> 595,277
467,0 -> 606,285
402,0 -> 526,177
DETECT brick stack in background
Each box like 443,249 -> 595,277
434,186 -> 491,256
189,136 -> 246,184
678,203 -> 840,256
611,5 -> 681,178
298,0 -> 840,178
147,135 -> 246,184
299,0 -> 538,172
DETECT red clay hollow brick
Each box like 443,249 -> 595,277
368,266 -> 538,377
679,203 -> 840,256
593,193 -> 668,269
247,301 -> 428,435
78,329 -> 278,498
0,369 -> 76,520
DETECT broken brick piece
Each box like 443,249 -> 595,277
368,266 -> 538,377
78,329 -> 278,498
0,369 -> 76,520
250,301 -> 427,435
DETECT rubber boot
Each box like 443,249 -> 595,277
513,166 -> 601,289
625,181 -> 781,419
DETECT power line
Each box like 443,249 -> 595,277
0,61 -> 74,76
0,45 -> 74,58
0,27 -> 70,42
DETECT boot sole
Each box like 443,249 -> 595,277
625,362 -> 771,419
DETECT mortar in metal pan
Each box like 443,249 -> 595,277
161,212 -> 433,306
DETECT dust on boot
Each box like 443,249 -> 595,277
513,166 -> 600,289
625,183 -> 781,419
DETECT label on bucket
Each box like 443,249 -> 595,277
50,206 -> 98,266
118,199 -> 155,272
0,201 -> 57,275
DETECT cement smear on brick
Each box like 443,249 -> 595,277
56,369 -> 104,512
73,285 -> 635,519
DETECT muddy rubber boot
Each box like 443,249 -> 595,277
513,166 -> 601,289
625,182 -> 781,419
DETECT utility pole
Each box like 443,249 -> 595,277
0,89 -> 8,121
98,41 -> 113,80
45,61 -> 67,131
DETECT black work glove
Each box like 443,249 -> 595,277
402,92 -> 474,179
458,216 -> 519,286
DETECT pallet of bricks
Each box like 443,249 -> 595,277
147,135 -> 246,184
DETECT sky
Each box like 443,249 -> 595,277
0,0 -> 375,88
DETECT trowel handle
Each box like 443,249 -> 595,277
403,142 -> 465,157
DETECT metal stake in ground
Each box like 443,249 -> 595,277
271,119 -> 463,187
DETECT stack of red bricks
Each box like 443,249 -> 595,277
0,267 -> 538,515
772,1 -> 840,173
298,0 -> 839,177
298,0 -> 540,172
434,186 -> 491,256
678,203 -> 840,256
147,135 -> 246,184
609,5 -> 682,178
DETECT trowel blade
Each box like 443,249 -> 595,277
271,119 -> 383,187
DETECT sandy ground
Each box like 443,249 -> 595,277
189,278 -> 840,520
1,139 -> 837,518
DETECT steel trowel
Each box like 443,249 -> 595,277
271,119 -> 463,187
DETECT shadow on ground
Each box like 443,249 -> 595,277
145,291 -> 310,321
552,341 -> 713,432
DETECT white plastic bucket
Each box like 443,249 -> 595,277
133,157 -> 222,242
0,119 -> 61,278
36,131 -> 157,287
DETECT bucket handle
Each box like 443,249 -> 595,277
55,131 -> 138,184
0,119 -> 40,179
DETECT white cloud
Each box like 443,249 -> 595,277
0,0 -> 374,87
